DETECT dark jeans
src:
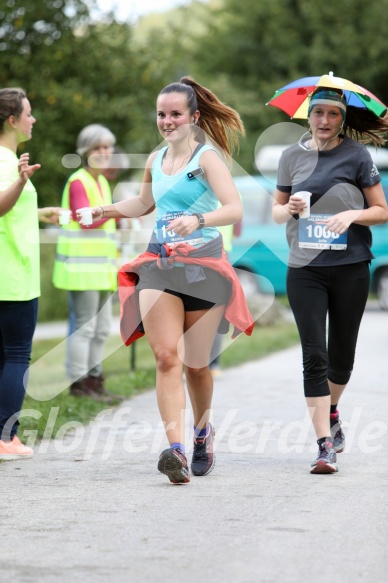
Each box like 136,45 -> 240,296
287,262 -> 370,398
0,298 -> 38,440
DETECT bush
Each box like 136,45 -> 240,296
38,228 -> 68,322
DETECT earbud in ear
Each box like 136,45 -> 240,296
193,118 -> 196,124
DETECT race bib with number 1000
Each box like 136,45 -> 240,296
298,214 -> 348,250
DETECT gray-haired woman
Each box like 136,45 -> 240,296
53,124 -> 122,403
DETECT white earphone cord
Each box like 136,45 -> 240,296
298,124 -> 344,151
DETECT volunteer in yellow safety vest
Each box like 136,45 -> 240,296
52,124 -> 122,402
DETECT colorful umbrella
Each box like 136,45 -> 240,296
267,72 -> 387,119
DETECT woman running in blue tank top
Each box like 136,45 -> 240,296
76,77 -> 253,484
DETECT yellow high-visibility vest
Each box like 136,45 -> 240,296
52,168 -> 117,291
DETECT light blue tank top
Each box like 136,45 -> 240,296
151,144 -> 220,248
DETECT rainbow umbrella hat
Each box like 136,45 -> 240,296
267,72 -> 387,119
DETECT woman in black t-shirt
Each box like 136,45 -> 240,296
273,87 -> 388,475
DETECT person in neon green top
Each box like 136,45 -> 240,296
0,88 -> 61,461
52,124 -> 121,402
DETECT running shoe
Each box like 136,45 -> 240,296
0,435 -> 33,460
191,423 -> 215,476
158,447 -> 190,484
330,411 -> 346,453
310,438 -> 338,474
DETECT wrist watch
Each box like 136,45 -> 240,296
193,212 -> 205,228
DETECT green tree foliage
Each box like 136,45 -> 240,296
194,0 -> 388,96
0,0 -> 143,205
2,0 -> 388,321
2,0 -> 388,187
187,0 -> 388,170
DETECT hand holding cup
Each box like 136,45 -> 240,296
59,209 -> 72,225
77,207 -> 94,226
293,191 -> 312,218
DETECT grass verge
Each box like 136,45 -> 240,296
20,319 -> 299,441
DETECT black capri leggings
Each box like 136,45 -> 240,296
287,261 -> 370,398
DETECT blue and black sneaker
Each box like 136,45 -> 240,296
158,447 -> 190,484
191,424 -> 215,476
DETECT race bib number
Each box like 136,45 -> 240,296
298,214 -> 348,250
156,211 -> 204,247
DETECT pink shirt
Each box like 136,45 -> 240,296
69,178 -> 108,229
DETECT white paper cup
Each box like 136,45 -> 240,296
295,191 -> 312,218
79,207 -> 93,226
59,209 -> 71,225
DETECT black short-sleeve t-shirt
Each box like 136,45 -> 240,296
276,135 -> 381,267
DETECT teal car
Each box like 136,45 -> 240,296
369,177 -> 388,309
229,174 -> 388,308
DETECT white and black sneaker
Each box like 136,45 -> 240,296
310,438 -> 338,474
330,411 -> 346,453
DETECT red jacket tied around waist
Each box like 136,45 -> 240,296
118,237 -> 254,347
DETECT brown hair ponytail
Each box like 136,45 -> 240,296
343,107 -> 388,147
159,76 -> 245,162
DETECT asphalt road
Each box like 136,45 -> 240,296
1,304 -> 388,583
